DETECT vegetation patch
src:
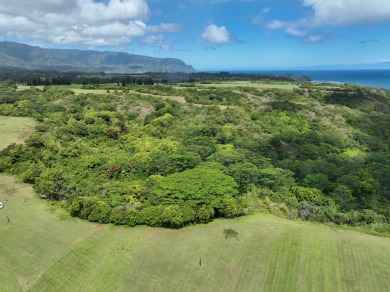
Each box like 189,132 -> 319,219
1,109 -> 390,291
0,79 -> 389,232
0,180 -> 389,291
0,116 -> 35,150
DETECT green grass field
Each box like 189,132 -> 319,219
18,81 -> 297,94
194,81 -> 298,90
16,84 -> 120,95
0,117 -> 35,150
16,85 -> 45,92
1,117 -> 390,291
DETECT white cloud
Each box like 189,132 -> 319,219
303,0 -> 390,26
140,34 -> 177,52
252,6 -> 271,25
265,17 -> 336,44
159,44 -> 170,51
264,1 -> 370,44
202,24 -> 231,45
147,23 -> 182,33
0,0 -> 77,16
0,14 -> 38,31
78,0 -> 149,23
262,7 -> 271,14
285,27 -> 306,37
82,21 -> 146,38
141,34 -> 165,45
306,35 -> 323,43
266,20 -> 286,30
0,0 -> 182,47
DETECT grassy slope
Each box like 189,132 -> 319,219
194,81 -> 298,89
16,85 -> 114,95
1,117 -> 390,292
17,82 -> 296,95
0,116 -> 35,150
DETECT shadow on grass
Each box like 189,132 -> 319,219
223,228 -> 240,240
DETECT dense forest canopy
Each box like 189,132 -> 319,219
0,68 -> 309,85
0,75 -> 389,230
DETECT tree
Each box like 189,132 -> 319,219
220,197 -> 239,217
302,174 -> 333,193
110,206 -> 138,226
34,168 -> 68,200
68,197 -> 85,218
136,206 -> 164,227
216,125 -> 237,144
196,205 -> 214,223
149,167 -> 238,209
161,205 -> 183,228
180,203 -> 196,224
290,186 -> 323,203
329,184 -> 358,211
258,167 -> 295,190
208,148 -> 245,166
88,200 -> 112,223
227,162 -> 259,192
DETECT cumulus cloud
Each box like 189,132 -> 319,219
0,0 -> 180,47
264,0 -> 390,44
201,24 -> 231,45
265,18 -> 336,44
303,0 -> 390,26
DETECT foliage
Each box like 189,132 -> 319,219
1,80 -> 390,228
149,167 -> 238,209
2,174 -> 389,292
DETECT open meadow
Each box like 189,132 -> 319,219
1,117 -> 390,291
193,81 -> 298,89
16,84 -> 117,95
0,117 -> 35,150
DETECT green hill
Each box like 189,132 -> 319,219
1,80 -> 390,229
1,113 -> 390,292
0,174 -> 389,291
0,41 -> 195,73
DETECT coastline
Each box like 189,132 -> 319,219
226,69 -> 390,90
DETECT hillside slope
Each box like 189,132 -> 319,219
0,175 -> 389,291
0,41 -> 195,73
1,81 -> 390,228
0,116 -> 390,292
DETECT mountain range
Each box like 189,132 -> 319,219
0,41 -> 195,73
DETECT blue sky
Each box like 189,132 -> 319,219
0,0 -> 390,70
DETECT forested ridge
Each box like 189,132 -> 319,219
0,41 -> 195,73
1,79 -> 389,231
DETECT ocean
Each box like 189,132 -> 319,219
231,70 -> 390,90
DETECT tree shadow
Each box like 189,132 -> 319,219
223,228 -> 239,240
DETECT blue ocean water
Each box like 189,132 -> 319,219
231,70 -> 390,90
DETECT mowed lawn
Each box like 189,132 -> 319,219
194,81 -> 298,90
0,117 -> 35,150
16,84 -> 117,95
1,117 -> 390,291
1,177 -> 390,292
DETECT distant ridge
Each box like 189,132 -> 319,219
0,41 -> 195,73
